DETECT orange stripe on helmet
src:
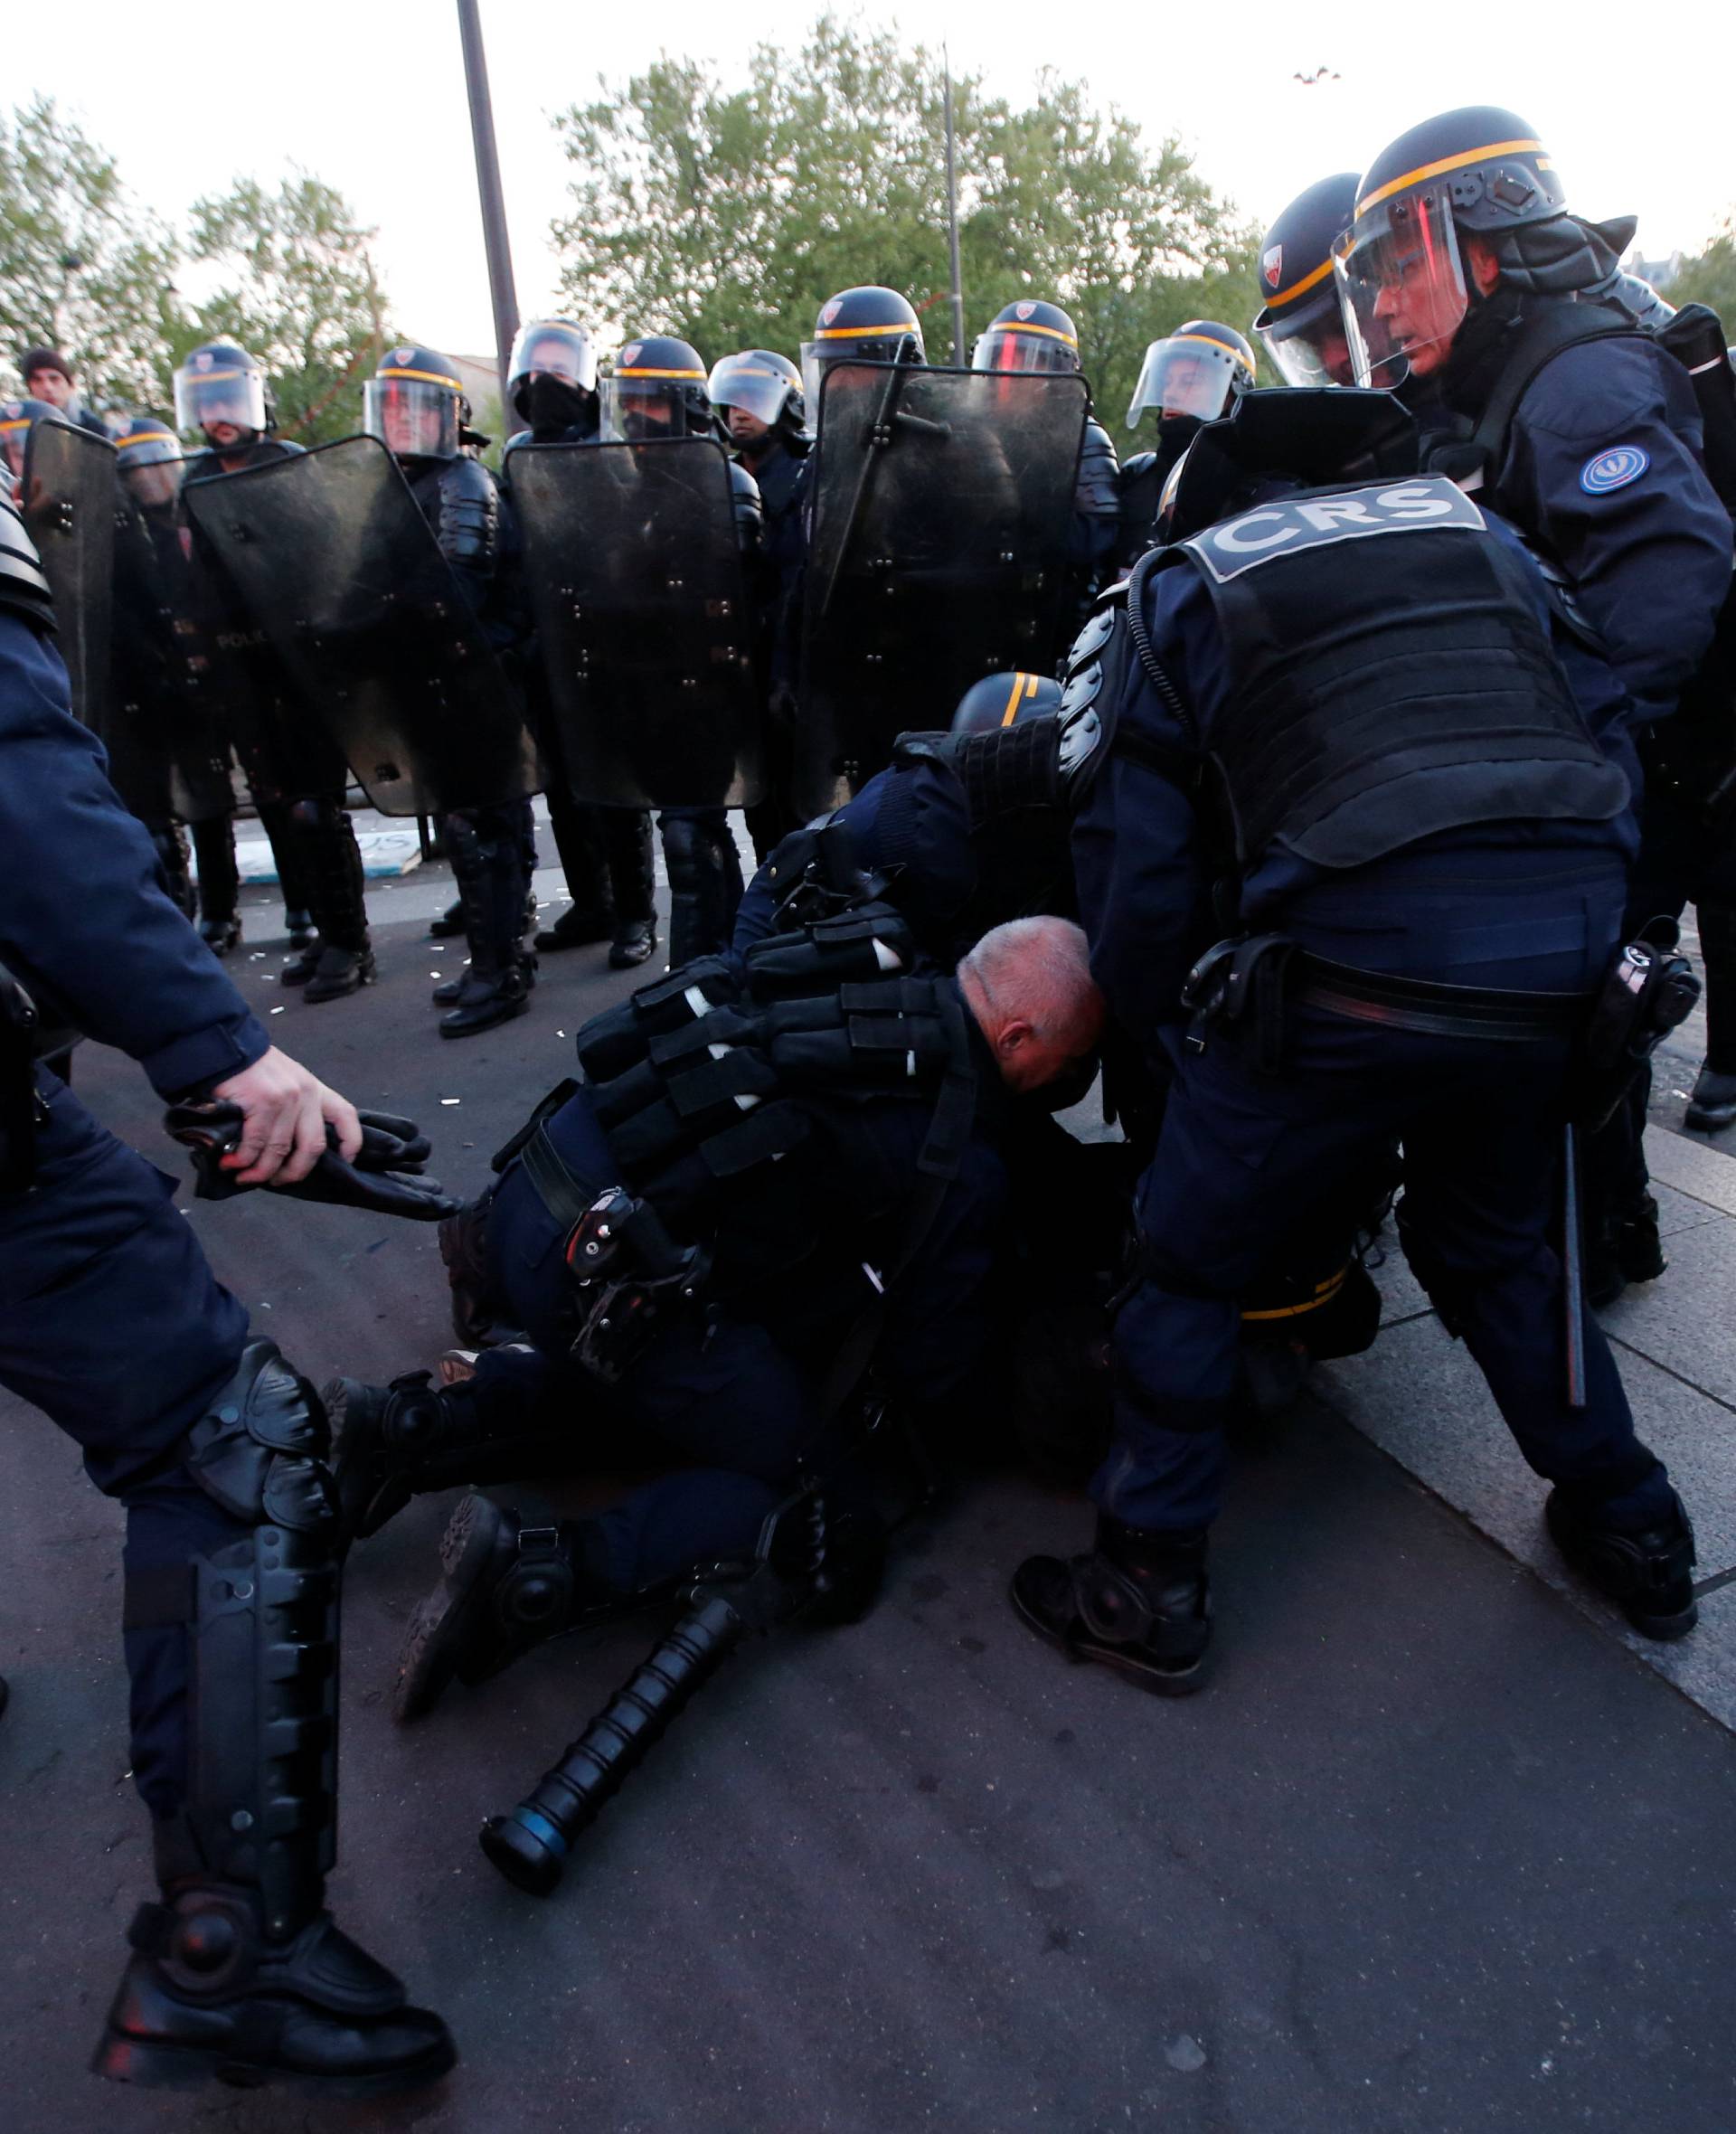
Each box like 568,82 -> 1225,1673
1355,138 -> 1545,218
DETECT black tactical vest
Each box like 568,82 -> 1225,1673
1163,475 -> 1629,871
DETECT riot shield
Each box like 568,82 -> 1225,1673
797,363 -> 1088,815
184,434 -> 537,817
508,436 -> 761,810
109,501 -> 236,825
22,418 -> 115,735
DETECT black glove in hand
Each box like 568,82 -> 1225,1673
164,1102 -> 460,1223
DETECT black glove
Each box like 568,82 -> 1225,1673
164,1102 -> 461,1223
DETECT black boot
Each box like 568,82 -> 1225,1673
93,1344 -> 454,2097
192,816 -> 241,955
1011,1515 -> 1212,1695
538,789 -> 615,952
1546,1484 -> 1698,1640
294,798 -> 375,1004
283,907 -> 316,950
326,1366 -> 559,1546
606,807 -> 658,967
429,897 -> 466,938
395,1493 -> 608,1721
534,902 -> 615,953
661,809 -> 742,966
1686,1067 -> 1736,1133
439,809 -> 532,1039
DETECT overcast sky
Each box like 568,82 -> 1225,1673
12,2 -> 1731,362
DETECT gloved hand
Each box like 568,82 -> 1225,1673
164,1102 -> 460,1222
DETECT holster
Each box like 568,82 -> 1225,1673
1180,933 -> 1297,1071
1568,935 -> 1702,1131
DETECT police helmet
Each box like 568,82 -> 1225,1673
1125,321 -> 1256,433
507,318 -> 599,427
950,671 -> 1064,734
708,349 -> 806,441
363,344 -> 467,461
173,339 -> 270,440
972,299 -> 1081,375
1333,108 -> 1568,390
801,286 -> 925,407
0,397 -> 65,482
602,334 -> 712,440
112,412 -> 184,507
1253,175 -> 1362,389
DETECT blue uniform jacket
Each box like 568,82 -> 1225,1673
0,612 -> 270,1096
1488,335 -> 1732,727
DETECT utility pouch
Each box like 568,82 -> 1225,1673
1569,935 -> 1701,1131
1180,933 -> 1296,1071
561,1184 -> 710,1383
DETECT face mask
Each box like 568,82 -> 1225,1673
522,373 -> 590,430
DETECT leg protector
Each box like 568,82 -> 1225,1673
439,810 -> 532,1038
288,799 -> 374,999
539,788 -> 615,944
660,809 -> 742,966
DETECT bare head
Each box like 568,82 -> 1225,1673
958,916 -> 1105,1094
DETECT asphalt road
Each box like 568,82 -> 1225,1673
3,885 -> 1734,2133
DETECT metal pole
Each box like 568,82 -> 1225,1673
942,51 -> 967,368
457,0 -> 520,413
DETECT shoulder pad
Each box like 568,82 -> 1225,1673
1119,451 -> 1158,484
891,728 -> 953,770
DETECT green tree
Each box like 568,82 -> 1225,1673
0,97 -> 185,410
184,174 -> 390,443
1669,219 -> 1736,325
551,15 -> 1260,428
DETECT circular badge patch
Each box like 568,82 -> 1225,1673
1580,445 -> 1649,496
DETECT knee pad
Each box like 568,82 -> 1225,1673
178,1340 -> 336,1534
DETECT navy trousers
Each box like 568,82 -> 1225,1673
0,1072 -> 256,1817
1100,851 -> 1674,1535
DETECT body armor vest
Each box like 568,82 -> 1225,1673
1165,475 -> 1628,871
571,905 -> 974,1237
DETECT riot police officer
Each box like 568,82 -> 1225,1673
1251,174 -> 1362,387
602,333 -> 766,962
364,345 -> 536,1037
1013,391 -> 1696,1695
0,484 -> 453,2093
974,298 -> 1120,639
1115,320 -> 1256,571
709,348 -> 810,858
325,913 -> 1104,1713
1333,109 -> 1735,1295
500,318 -> 657,969
174,341 -> 364,990
801,285 -> 927,392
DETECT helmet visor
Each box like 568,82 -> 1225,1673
707,354 -> 794,428
600,374 -> 685,441
1256,288 -> 1358,389
972,327 -> 1077,374
1333,183 -> 1467,391
1126,337 -> 1245,430
507,321 -> 597,395
363,376 -> 458,459
173,362 -> 266,437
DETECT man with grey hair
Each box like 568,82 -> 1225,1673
331,913 -> 1104,1711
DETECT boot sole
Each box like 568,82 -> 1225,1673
91,2027 -> 457,2097
395,1494 -> 504,1723
1008,1577 -> 1212,1696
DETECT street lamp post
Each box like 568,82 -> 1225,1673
456,0 -> 520,415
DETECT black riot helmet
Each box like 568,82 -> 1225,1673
363,344 -> 467,462
951,670 -> 1064,733
507,317 -> 599,432
802,286 -> 925,404
601,334 -> 712,440
113,412 -> 185,510
1253,175 -> 1362,389
707,349 -> 806,443
1126,321 -> 1256,433
973,299 -> 1081,376
1333,107 -> 1594,391
1156,387 -> 1419,546
0,396 -> 65,483
173,339 -> 271,443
